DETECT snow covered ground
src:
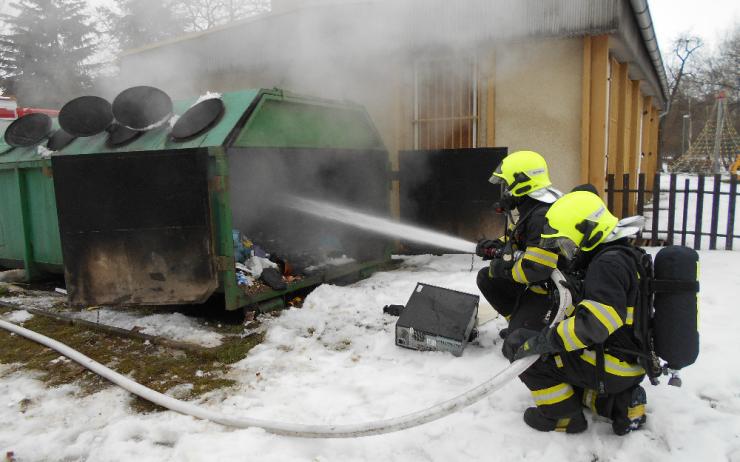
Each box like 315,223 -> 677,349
1,252 -> 739,462
0,295 -> 224,348
69,309 -> 224,348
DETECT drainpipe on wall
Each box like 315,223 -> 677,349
629,0 -> 671,118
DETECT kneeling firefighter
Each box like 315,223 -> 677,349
475,150 -> 562,335
502,191 -> 650,435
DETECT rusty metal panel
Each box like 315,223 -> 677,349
51,148 -> 217,306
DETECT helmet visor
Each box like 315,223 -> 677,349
540,235 -> 578,260
488,162 -> 505,185
540,221 -> 578,259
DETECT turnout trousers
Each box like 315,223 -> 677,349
476,267 -> 552,332
519,349 -> 645,422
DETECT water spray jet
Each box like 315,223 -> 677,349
284,197 -> 478,254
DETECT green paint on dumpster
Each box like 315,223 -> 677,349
0,123 -> 63,278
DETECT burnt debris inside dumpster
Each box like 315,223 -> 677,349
231,229 -> 360,296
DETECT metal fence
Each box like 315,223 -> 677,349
605,173 -> 739,250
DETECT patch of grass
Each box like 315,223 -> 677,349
212,333 -> 264,364
0,313 -> 264,414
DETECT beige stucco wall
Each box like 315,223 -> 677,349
493,37 -> 583,192
116,36 -> 584,216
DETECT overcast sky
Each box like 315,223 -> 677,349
650,0 -> 739,53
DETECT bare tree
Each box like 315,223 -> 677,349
661,27 -> 740,160
696,27 -> 740,98
175,0 -> 270,31
666,35 -> 703,109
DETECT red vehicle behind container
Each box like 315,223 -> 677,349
0,96 -> 59,131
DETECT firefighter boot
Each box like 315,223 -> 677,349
611,385 -> 647,436
498,327 -> 510,339
523,407 -> 587,434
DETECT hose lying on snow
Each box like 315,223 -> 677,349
0,270 -> 571,438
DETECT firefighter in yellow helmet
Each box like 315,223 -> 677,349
476,150 -> 562,337
502,191 -> 648,435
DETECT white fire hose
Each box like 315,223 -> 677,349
0,270 -> 571,438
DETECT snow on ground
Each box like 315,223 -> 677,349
1,293 -> 62,311
0,295 -> 223,348
70,309 -> 224,348
1,252 -> 740,462
2,309 -> 33,323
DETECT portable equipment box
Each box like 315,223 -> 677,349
395,283 -> 479,356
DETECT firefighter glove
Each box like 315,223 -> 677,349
489,249 -> 516,279
502,327 -> 560,362
476,239 -> 504,260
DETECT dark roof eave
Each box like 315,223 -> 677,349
625,0 -> 670,110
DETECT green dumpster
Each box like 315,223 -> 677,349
51,89 -> 391,311
0,124 -> 64,279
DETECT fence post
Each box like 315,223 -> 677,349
637,173 -> 646,240
709,174 -> 722,250
622,173 -> 630,219
694,175 -> 705,250
637,173 -> 646,216
726,175 -> 737,251
681,178 -> 690,247
651,173 -> 660,246
667,174 -> 677,245
607,174 -> 615,212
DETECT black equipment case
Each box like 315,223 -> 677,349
395,283 -> 479,356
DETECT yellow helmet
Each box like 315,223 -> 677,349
540,191 -> 619,259
489,150 -> 552,197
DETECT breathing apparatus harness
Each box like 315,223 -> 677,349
565,243 -> 700,394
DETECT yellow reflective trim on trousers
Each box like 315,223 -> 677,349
512,259 -> 529,284
556,318 -> 586,351
626,306 -> 634,326
582,388 -> 598,413
555,418 -> 570,432
523,247 -> 558,268
580,350 -> 646,377
628,404 -> 645,420
581,300 -> 623,334
554,355 -> 564,368
531,383 -> 575,406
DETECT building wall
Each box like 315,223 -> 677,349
492,37 -> 584,192
119,33 -> 666,221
